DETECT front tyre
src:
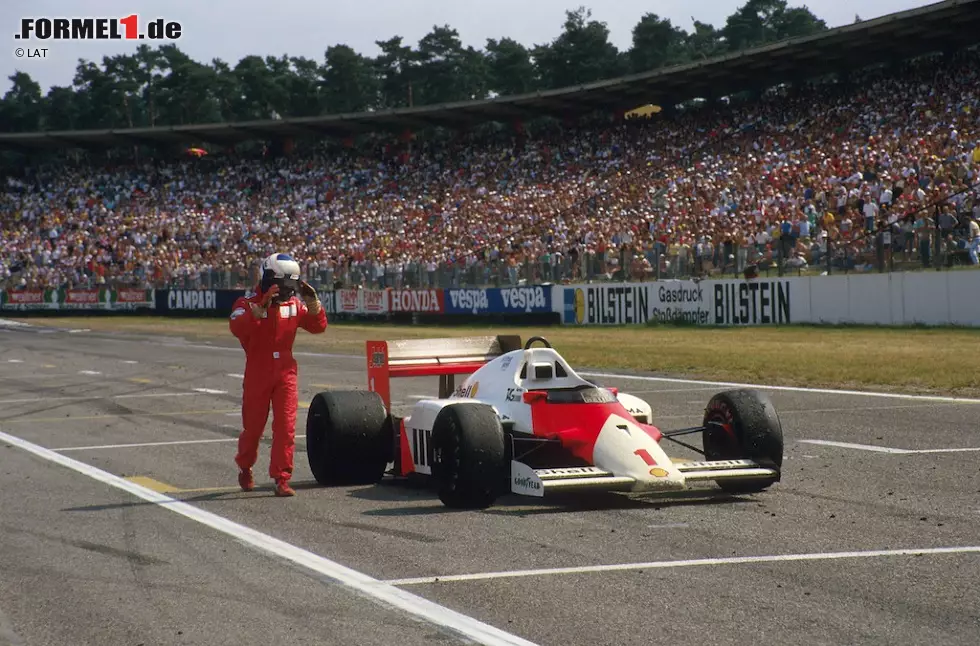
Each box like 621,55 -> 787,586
306,390 -> 392,486
702,389 -> 783,493
430,403 -> 506,509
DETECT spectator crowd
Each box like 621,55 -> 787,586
2,48 -> 979,292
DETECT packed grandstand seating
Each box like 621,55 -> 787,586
1,47 -> 979,292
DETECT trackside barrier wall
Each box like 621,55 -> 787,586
1,288 -> 154,311
3,273 -> 978,326
557,270 -> 980,326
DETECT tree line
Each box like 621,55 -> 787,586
0,1 -> 828,133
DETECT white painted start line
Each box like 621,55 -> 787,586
384,546 -> 980,587
193,388 -> 227,395
227,373 -> 245,379
0,429 -> 537,646
580,372 -> 980,405
798,439 -> 980,454
78,370 -> 101,376
7,359 -> 23,363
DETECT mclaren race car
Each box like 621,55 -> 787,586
305,335 -> 784,509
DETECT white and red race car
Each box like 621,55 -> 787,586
305,335 -> 783,509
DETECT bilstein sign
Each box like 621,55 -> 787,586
713,280 -> 791,325
563,279 -> 795,327
564,285 -> 650,325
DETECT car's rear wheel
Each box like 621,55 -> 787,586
702,389 -> 783,493
430,403 -> 506,509
306,390 -> 392,485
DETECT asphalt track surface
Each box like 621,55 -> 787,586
1,321 -> 978,646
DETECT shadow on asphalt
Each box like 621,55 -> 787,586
60,479 -> 753,515
353,483 -> 754,517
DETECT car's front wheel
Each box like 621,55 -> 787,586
702,389 -> 783,493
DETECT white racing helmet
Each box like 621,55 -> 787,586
260,252 -> 301,301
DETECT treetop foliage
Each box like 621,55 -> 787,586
1,1 -> 828,133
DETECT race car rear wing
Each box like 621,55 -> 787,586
366,335 -> 522,409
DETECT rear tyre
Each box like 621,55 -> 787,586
702,389 -> 783,493
306,390 -> 392,486
430,403 -> 506,509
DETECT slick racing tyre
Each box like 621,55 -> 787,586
430,403 -> 506,509
702,389 -> 783,493
306,390 -> 392,486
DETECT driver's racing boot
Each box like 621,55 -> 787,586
275,478 -> 295,497
238,468 -> 255,492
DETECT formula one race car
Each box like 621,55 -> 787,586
305,335 -> 783,509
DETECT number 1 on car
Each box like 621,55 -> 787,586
634,448 -> 656,466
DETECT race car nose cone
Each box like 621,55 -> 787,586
592,415 -> 685,491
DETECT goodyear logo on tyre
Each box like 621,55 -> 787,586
563,287 -> 585,325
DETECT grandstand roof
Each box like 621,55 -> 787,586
2,0 -> 979,152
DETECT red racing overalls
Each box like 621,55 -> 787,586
229,286 -> 327,483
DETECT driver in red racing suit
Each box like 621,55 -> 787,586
229,253 -> 327,497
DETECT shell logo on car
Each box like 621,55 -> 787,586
453,381 -> 479,399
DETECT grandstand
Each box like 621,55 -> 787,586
1,0 -> 978,292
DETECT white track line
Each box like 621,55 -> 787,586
55,438 -> 237,451
904,448 -> 980,454
580,372 -> 980,405
78,370 -> 102,376
7,359 -> 23,363
385,546 -> 980,586
53,434 -> 309,451
799,440 -> 980,454
193,388 -> 227,395
0,429 -> 537,646
226,373 -> 245,379
0,392 -> 202,405
653,403 -> 943,421
796,440 -> 910,454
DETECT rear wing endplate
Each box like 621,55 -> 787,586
366,335 -> 522,409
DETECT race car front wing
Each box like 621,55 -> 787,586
510,459 -> 778,497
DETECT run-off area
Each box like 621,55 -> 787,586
0,330 -> 978,646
